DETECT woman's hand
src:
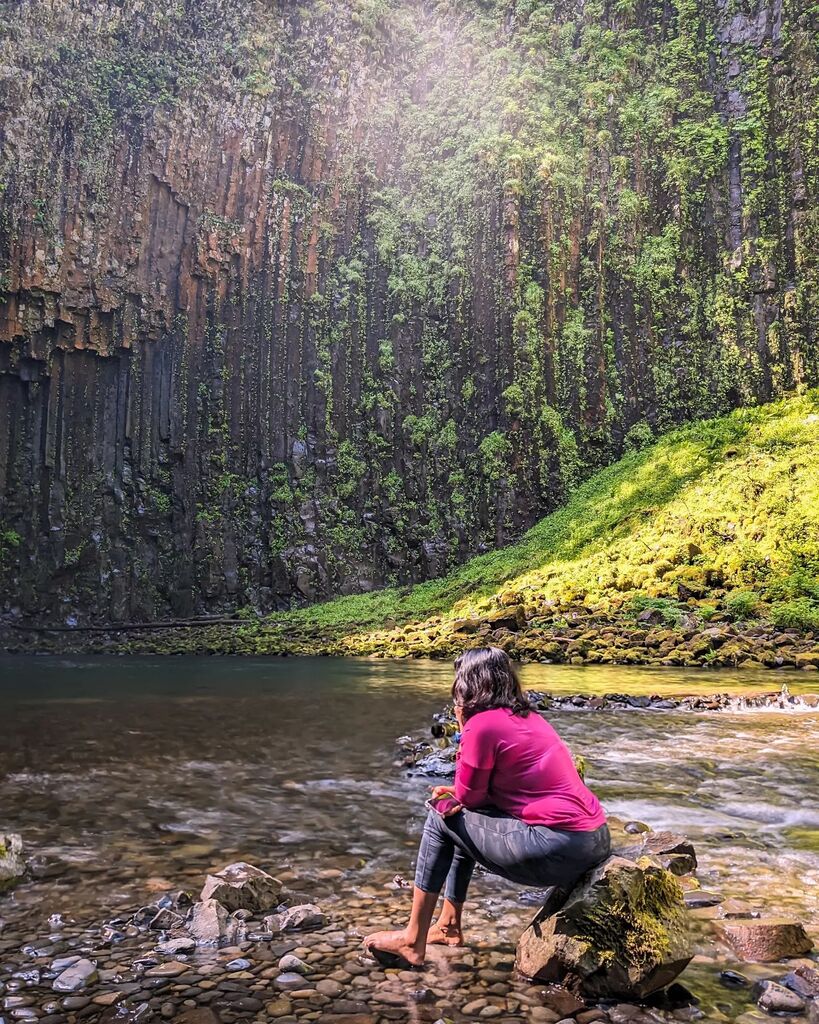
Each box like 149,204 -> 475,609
438,801 -> 463,817
428,786 -> 463,817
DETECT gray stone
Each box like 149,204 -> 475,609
154,937 -> 195,955
784,966 -> 819,1000
186,899 -> 242,947
616,831 -> 697,876
225,958 -> 251,972
756,980 -> 806,1014
277,954 -> 311,975
275,972 -> 309,990
52,959 -> 98,993
199,862 -> 281,913
264,903 -> 326,932
516,855 -> 692,999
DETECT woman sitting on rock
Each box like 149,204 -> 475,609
364,646 -> 610,967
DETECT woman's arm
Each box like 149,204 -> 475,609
453,716 -> 495,808
454,761 -> 492,808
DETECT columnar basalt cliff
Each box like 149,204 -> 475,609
0,0 -> 816,624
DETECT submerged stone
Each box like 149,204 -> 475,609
756,979 -> 806,1014
52,958 -> 98,993
715,918 -> 813,962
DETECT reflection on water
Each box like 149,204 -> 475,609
1,656 -> 818,1017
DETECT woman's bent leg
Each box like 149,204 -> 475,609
428,845 -> 475,946
442,810 -> 611,891
443,841 -> 476,904
413,809 -> 460,895
364,811 -> 461,963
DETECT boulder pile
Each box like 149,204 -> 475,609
178,861 -> 326,947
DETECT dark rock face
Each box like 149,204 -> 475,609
515,856 -> 693,999
1,0 -> 817,623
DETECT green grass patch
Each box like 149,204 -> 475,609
268,391 -> 819,645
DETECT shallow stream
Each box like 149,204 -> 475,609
1,656 -> 818,1022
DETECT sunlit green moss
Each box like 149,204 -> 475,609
258,391 -> 819,652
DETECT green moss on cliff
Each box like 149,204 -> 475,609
253,390 -> 819,654
1,0 -> 818,621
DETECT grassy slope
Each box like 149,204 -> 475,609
242,390 -> 819,658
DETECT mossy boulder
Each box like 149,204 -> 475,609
0,833 -> 26,893
515,855 -> 692,999
482,606 -> 527,632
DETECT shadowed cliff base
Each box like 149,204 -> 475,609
6,391 -> 819,667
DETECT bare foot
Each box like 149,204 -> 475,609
427,921 -> 464,946
363,928 -> 425,966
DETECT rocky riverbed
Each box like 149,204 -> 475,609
2,830 -> 817,1024
2,657 -> 818,1023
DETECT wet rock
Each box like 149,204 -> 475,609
52,959 -> 98,993
224,958 -> 250,972
784,966 -> 819,1000
264,903 -> 326,932
154,937 -> 195,955
720,970 -> 751,989
278,954 -> 311,974
616,831 -> 697,876
715,918 -> 813,961
98,1004 -> 154,1023
264,997 -> 292,1016
148,909 -> 184,931
516,855 -> 692,999
0,834 -> 26,893
186,900 -> 234,947
576,1012 -> 609,1024
144,961 -> 187,978
538,985 -> 586,1017
199,862 -> 281,913
683,891 -> 723,909
623,822 -> 651,835
756,980 -> 806,1014
718,899 -> 760,919
316,978 -> 345,997
274,972 -> 310,990
174,1010 -> 222,1024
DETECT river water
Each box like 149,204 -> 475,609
1,656 -> 819,1021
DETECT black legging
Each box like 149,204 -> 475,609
414,807 -> 610,904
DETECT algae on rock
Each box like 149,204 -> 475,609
516,856 -> 693,999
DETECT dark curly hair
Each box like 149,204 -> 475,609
451,647 -> 530,720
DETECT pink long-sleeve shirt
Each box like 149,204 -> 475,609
453,707 -> 606,830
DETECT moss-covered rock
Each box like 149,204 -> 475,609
0,832 -> 26,894
515,855 -> 692,999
